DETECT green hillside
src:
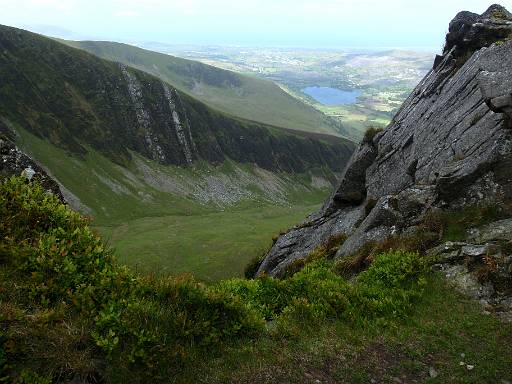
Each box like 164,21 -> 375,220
0,24 -> 357,280
62,40 -> 347,137
0,25 -> 354,173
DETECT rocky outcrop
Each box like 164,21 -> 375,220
258,5 -> 512,277
0,127 -> 64,201
430,219 -> 512,322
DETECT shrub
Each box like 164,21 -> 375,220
149,275 -> 264,345
0,177 -> 265,375
0,176 -> 84,266
215,277 -> 290,320
351,250 -> 428,320
287,260 -> 351,319
362,126 -> 383,144
218,260 -> 352,322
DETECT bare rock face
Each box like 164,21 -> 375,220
257,5 -> 512,277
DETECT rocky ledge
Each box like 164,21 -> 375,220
257,4 -> 512,318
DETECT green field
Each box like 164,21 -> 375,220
97,203 -> 319,281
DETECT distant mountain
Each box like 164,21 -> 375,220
61,40 -> 346,137
0,25 -> 355,221
23,24 -> 93,40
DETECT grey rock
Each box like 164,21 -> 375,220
428,241 -> 467,257
337,225 -> 395,258
322,142 -> 377,214
444,4 -> 512,67
258,6 -> 512,276
443,264 -> 495,300
467,218 -> 512,243
367,39 -> 512,201
395,185 -> 437,218
256,206 -> 365,277
461,243 -> 499,257
336,195 -> 403,257
478,64 -> 512,119
428,367 -> 439,378
450,172 -> 504,208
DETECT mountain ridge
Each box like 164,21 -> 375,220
60,39 -> 349,138
0,24 -> 355,175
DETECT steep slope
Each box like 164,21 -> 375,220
258,5 -> 512,314
0,25 -> 354,175
61,40 -> 346,137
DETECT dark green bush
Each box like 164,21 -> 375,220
0,176 -> 84,266
352,250 -> 428,319
362,126 -> 383,144
0,177 -> 264,373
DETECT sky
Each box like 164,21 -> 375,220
0,0 -> 508,48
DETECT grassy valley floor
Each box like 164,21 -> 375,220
97,203 -> 319,281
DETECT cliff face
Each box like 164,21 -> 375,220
0,25 -> 354,174
258,5 -> 512,277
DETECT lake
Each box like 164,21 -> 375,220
302,86 -> 361,105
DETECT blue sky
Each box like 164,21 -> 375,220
0,0 -> 506,48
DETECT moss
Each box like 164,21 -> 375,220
495,38 -> 512,46
491,9 -> 509,20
